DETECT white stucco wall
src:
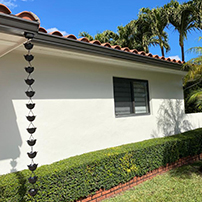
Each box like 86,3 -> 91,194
0,48 -> 202,175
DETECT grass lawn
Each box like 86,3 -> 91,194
104,161 -> 202,202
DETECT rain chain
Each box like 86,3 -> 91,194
24,33 -> 38,197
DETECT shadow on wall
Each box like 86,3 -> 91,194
152,100 -> 193,138
0,98 -> 22,173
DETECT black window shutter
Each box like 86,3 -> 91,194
113,78 -> 133,115
133,81 -> 148,114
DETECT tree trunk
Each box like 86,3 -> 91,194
181,45 -> 185,62
179,34 -> 185,62
159,36 -> 164,57
161,46 -> 165,57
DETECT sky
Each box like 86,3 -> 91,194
0,0 -> 201,61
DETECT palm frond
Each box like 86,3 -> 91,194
187,89 -> 202,109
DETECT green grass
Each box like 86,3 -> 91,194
104,161 -> 202,202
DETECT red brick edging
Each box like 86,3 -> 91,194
76,153 -> 202,202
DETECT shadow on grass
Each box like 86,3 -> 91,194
169,160 -> 202,180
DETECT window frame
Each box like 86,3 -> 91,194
113,77 -> 150,117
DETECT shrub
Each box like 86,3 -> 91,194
0,128 -> 202,201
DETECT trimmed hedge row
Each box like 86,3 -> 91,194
0,128 -> 202,201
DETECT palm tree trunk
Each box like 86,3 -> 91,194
161,46 -> 165,57
179,34 -> 185,62
159,37 -> 165,57
181,45 -> 185,62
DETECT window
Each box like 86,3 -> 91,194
113,77 -> 150,116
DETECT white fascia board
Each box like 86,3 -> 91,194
27,45 -> 187,76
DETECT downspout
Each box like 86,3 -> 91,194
24,32 -> 38,197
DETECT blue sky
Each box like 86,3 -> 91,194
0,0 -> 201,61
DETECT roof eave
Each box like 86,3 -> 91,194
0,12 -> 184,72
34,32 -> 184,71
0,12 -> 39,37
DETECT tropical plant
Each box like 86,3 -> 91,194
184,37 -> 202,113
168,0 -> 202,61
125,19 -> 154,52
138,6 -> 170,57
79,22 -> 153,52
94,30 -> 119,45
116,23 -> 139,50
78,31 -> 93,41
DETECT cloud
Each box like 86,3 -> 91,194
21,0 -> 34,2
169,55 -> 181,61
0,0 -> 17,8
0,0 -> 34,8
46,27 -> 68,36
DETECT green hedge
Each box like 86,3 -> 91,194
0,128 -> 202,201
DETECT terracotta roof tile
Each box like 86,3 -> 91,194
0,3 -> 184,65
153,55 -> 160,59
111,45 -> 121,50
15,11 -> 38,21
89,40 -> 102,45
39,27 -> 47,33
121,47 -> 130,52
139,51 -> 146,56
146,53 -> 153,57
78,37 -> 89,42
0,4 -> 11,14
101,43 -> 111,48
49,31 -> 63,36
64,34 -> 77,40
130,49 -> 139,54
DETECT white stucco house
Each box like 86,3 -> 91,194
0,4 -> 202,175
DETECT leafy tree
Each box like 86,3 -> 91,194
168,0 -> 202,61
79,0 -> 201,60
138,6 -> 170,57
116,23 -> 139,50
79,22 -> 153,51
79,31 -> 93,41
184,37 -> 202,113
125,19 -> 154,52
94,30 -> 119,45
117,18 -> 160,52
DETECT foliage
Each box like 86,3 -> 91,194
79,0 -> 202,57
78,31 -> 93,41
184,37 -> 202,113
0,128 -> 202,201
124,19 -> 154,52
186,89 -> 202,111
104,161 -> 202,202
167,0 -> 202,61
94,30 -> 119,45
138,6 -> 170,56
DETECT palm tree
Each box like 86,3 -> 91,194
129,19 -> 154,52
138,6 -> 170,57
168,0 -> 201,61
94,30 -> 119,45
184,37 -> 202,84
191,0 -> 202,27
121,19 -> 157,52
184,37 -> 202,113
116,23 -> 138,50
79,32 -> 93,41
